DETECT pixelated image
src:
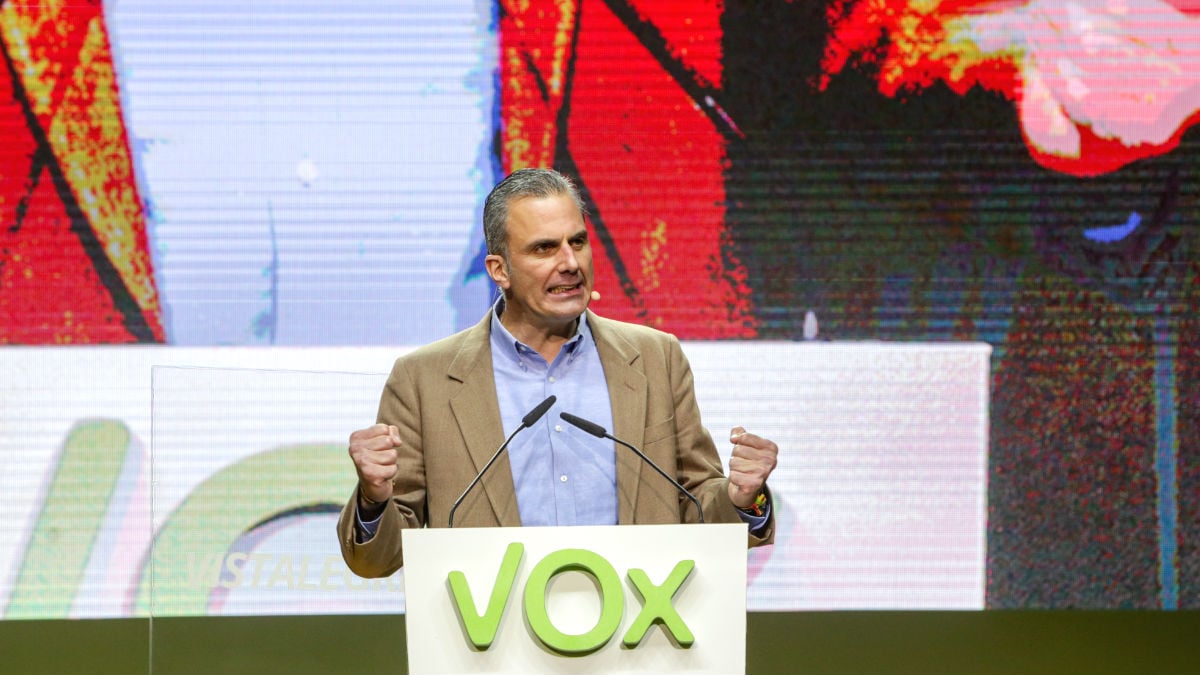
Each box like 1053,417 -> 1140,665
2,0 -> 1197,611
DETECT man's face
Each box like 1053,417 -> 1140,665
486,193 -> 594,335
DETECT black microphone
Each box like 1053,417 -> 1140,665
559,411 -> 704,523
448,395 -> 556,527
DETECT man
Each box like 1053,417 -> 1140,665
338,168 -> 778,578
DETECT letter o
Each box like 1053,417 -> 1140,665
523,549 -> 624,655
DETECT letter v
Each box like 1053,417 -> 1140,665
446,542 -> 524,649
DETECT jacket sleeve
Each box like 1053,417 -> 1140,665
337,357 -> 427,577
666,335 -> 776,549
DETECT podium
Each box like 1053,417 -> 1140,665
402,523 -> 747,675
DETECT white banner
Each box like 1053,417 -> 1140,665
0,341 -> 989,619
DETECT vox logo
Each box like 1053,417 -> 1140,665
447,543 -> 696,655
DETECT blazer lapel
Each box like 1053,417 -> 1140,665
447,314 -> 521,527
589,312 -> 647,524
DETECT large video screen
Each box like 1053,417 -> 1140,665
1,1 -> 1197,614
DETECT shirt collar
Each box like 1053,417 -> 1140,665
489,297 -> 591,366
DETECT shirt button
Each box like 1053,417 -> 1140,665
554,424 -> 563,432
548,376 -> 556,383
560,475 -> 568,482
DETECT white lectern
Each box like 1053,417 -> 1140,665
403,523 -> 747,675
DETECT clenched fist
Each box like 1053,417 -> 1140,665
726,426 -> 778,509
348,424 -> 401,510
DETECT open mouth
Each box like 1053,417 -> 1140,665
548,283 -> 583,295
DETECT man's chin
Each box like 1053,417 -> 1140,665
544,294 -> 587,318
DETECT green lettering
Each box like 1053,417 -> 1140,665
447,542 -> 524,650
523,549 -> 623,655
622,560 -> 695,648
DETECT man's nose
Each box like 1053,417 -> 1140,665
557,242 -> 579,272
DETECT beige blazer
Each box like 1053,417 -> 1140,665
337,310 -> 774,577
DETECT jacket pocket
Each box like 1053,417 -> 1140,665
643,416 -> 676,447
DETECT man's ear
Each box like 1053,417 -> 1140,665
484,254 -> 510,289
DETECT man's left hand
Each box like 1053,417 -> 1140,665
726,426 -> 779,509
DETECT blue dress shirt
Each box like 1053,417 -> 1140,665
489,305 -> 618,526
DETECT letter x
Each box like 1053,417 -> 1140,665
622,559 -> 695,648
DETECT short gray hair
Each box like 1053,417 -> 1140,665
483,168 -> 586,258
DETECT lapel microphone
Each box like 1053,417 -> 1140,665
559,411 -> 704,523
448,394 -> 556,528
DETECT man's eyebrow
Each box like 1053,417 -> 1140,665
525,237 -> 559,251
524,230 -> 588,251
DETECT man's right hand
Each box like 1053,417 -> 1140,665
349,424 -> 401,511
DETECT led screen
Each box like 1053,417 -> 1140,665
2,0 -> 1198,613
